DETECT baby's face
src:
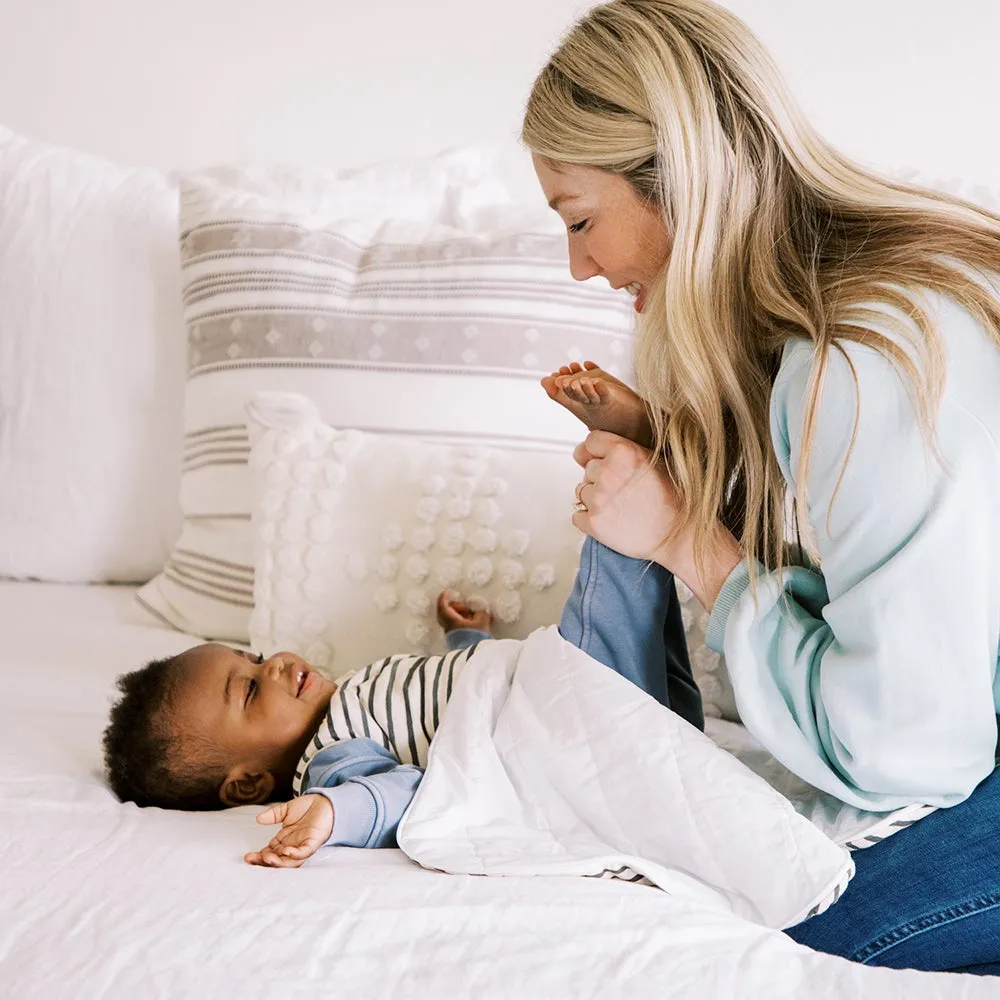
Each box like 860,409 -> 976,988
171,645 -> 337,790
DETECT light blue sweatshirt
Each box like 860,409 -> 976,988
707,290 -> 1000,811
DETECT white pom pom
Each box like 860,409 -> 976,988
309,514 -> 334,543
502,529 -> 530,556
405,619 -> 431,645
266,462 -> 291,486
405,589 -> 432,616
316,489 -> 340,513
493,590 -> 522,624
332,430 -> 364,462
279,519 -> 306,544
529,563 -> 556,591
435,558 -> 463,588
445,496 -> 472,520
373,585 -> 399,612
469,528 -> 498,553
302,575 -> 326,603
382,523 -> 405,551
323,463 -> 346,488
451,477 -> 477,499
466,557 -> 494,586
409,526 -> 435,553
416,496 -> 442,523
458,459 -> 488,477
292,462 -> 318,486
498,559 -> 526,589
474,498 -> 502,526
300,609 -> 328,635
260,489 -> 284,519
405,555 -> 430,583
377,554 -> 398,581
421,473 -> 447,496
439,524 -> 466,555
466,594 -> 490,614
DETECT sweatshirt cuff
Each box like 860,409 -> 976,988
308,782 -> 377,848
705,560 -> 754,653
445,627 -> 490,651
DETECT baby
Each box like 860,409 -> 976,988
103,365 -> 696,867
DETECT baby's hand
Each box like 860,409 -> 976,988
243,793 -> 334,868
436,590 -> 493,634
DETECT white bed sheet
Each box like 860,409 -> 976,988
0,581 -> 990,999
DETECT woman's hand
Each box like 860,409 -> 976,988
572,430 -> 682,563
572,430 -> 741,608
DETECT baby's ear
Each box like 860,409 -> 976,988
219,766 -> 275,807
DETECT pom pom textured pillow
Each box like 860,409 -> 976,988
136,173 -> 635,640
244,392 -> 585,673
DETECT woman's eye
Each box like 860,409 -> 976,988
568,219 -> 589,234
255,653 -> 264,664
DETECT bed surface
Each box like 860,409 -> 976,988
0,580 -> 989,998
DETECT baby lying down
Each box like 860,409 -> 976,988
104,538 -> 702,867
104,366 -> 702,867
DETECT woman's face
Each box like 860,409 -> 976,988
532,155 -> 671,313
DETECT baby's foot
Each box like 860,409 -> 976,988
541,361 -> 654,448
436,591 -> 493,635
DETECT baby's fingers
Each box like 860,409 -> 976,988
258,847 -> 304,869
255,803 -> 286,826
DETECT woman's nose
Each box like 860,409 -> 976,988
568,243 -> 601,282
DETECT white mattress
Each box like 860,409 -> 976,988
0,581 -> 990,998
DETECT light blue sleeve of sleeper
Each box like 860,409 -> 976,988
303,737 -> 423,849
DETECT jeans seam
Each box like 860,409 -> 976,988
852,891 -> 1000,965
578,539 -> 599,654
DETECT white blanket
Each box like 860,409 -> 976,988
399,626 -> 854,929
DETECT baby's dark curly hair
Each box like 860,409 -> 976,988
102,654 -> 227,811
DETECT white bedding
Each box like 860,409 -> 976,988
0,581 -> 991,998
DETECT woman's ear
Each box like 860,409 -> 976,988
219,766 -> 275,807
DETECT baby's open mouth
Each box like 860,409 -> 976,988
296,670 -> 308,697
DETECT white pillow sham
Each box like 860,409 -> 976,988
0,126 -> 185,582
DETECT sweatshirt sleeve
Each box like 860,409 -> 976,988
707,334 -> 999,811
303,738 -> 423,849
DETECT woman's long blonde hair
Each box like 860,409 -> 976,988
522,0 -> 1000,574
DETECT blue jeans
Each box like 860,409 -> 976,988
562,540 -> 1000,975
557,536 -> 704,732
785,765 -> 1000,975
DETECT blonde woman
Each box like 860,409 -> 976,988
523,0 -> 1000,976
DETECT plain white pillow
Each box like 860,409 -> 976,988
0,126 -> 186,582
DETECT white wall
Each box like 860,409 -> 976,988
0,0 -> 997,185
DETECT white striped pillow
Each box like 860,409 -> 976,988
137,177 -> 635,641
